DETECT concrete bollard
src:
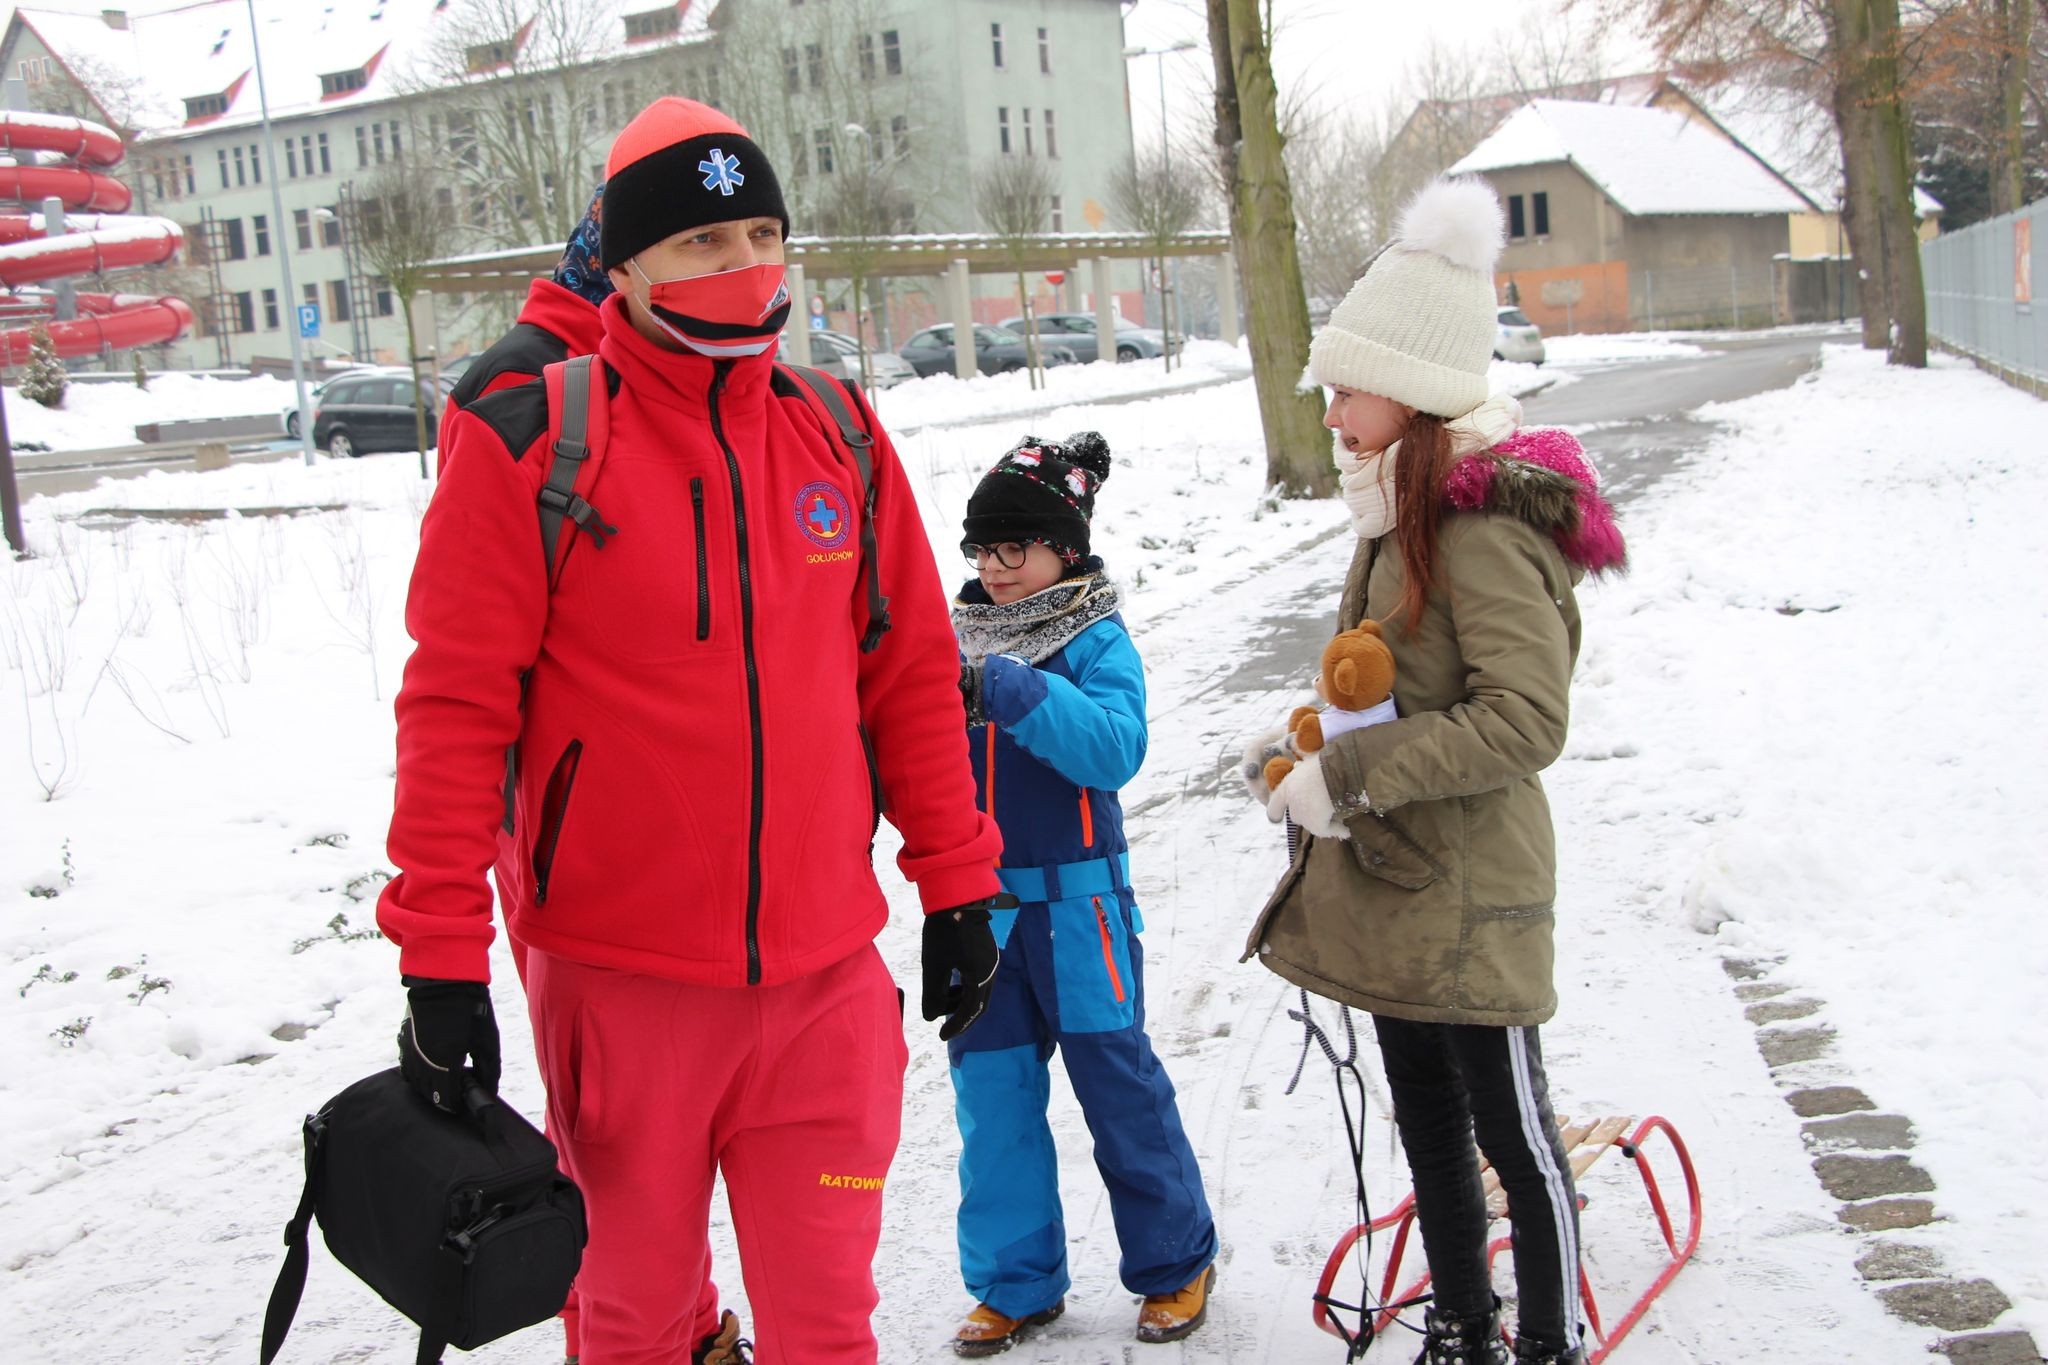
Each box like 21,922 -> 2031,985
193,441 -> 230,472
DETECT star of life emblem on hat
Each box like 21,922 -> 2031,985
699,148 -> 745,196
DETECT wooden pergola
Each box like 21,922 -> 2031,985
417,230 -> 1240,379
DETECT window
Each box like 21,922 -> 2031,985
329,280 -> 353,323
253,214 -> 270,255
991,22 -> 1005,68
231,291 -> 255,334
183,155 -> 195,194
890,115 -> 909,158
373,278 -> 395,317
232,145 -> 247,185
356,125 -> 369,167
782,46 -> 801,94
286,140 -> 299,178
447,113 -> 476,169
317,132 -> 331,174
222,218 -> 247,260
805,42 -> 823,89
704,66 -> 722,108
1044,109 -> 1058,159
18,56 -> 53,84
262,288 -> 279,330
789,133 -> 809,178
1022,108 -> 1033,156
464,41 -> 513,72
435,187 -> 455,216
294,208 -> 313,250
468,190 -> 491,229
303,282 -> 318,307
1507,194 -> 1526,240
1038,27 -> 1050,74
218,148 -> 230,189
1532,191 -> 1550,237
1051,194 -> 1063,232
998,107 -> 1010,154
249,144 -> 262,183
373,123 -> 387,164
882,30 -> 901,76
859,33 -> 876,80
320,213 -> 342,248
814,128 -> 835,175
624,7 -> 681,40
320,68 -> 367,96
185,93 -> 228,121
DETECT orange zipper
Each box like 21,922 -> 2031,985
986,723 -> 1000,867
1094,896 -> 1126,1003
1077,787 -> 1093,848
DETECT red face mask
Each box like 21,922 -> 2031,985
630,259 -> 791,357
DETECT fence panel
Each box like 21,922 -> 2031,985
1922,199 -> 2045,392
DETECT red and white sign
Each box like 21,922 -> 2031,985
1045,271 -> 1065,287
2016,219 -> 2033,306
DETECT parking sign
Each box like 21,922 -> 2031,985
297,303 -> 321,338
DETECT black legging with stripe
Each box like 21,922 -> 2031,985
1374,1016 -> 1583,1352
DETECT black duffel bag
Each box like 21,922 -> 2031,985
260,1068 -> 586,1364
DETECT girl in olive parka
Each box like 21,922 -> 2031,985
1247,178 -> 1624,1365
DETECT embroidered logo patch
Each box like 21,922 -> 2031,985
794,481 -> 852,551
699,148 -> 744,196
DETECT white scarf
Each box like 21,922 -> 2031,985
1333,394 -> 1526,540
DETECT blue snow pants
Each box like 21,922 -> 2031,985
946,879 -> 1217,1319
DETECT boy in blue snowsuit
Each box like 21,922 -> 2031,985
947,432 -> 1218,1357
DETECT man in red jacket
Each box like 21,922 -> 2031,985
378,99 -> 1006,1364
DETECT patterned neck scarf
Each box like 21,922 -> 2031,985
952,572 -> 1124,666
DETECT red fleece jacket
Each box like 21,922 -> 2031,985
378,294 -> 1001,986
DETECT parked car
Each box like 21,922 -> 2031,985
1494,306 -> 1546,364
996,312 -> 1179,363
898,323 -> 1078,378
778,327 -> 917,389
281,365 -> 397,438
312,372 -> 442,458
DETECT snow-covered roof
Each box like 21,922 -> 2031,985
1672,81 -> 1942,219
1449,98 -> 1815,217
13,0 -> 716,139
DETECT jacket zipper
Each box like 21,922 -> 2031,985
857,721 -> 882,844
1077,787 -> 1094,848
690,476 -> 710,641
709,362 -> 768,984
984,723 -> 999,867
1093,896 -> 1126,1003
531,739 -> 583,906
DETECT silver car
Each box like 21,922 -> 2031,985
1494,307 -> 1546,364
780,328 -> 917,389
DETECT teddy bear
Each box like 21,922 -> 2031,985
1260,620 -> 1398,791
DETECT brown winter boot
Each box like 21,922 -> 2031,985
1136,1264 -> 1215,1343
952,1299 -> 1066,1357
693,1309 -> 752,1364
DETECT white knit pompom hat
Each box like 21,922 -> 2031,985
1309,177 -> 1505,418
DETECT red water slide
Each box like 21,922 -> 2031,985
0,110 -> 192,361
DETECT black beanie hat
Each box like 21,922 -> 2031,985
600,97 -> 790,272
962,432 -> 1113,564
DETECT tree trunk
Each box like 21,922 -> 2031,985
1990,0 -> 2034,215
1210,0 -> 1333,497
1831,0 -> 1889,351
1866,0 -> 1927,367
402,300 -> 429,478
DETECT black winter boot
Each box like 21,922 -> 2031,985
1413,1304 -> 1511,1365
1512,1338 -> 1586,1365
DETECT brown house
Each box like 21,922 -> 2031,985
1448,99 -> 1818,333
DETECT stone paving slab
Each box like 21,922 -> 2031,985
1838,1197 -> 1939,1232
1855,1242 -> 1946,1282
1746,997 -> 1823,1025
1759,1025 -> 1836,1067
1786,1084 -> 1877,1118
1815,1153 -> 1937,1201
1875,1279 -> 2013,1332
1936,1331 -> 2046,1364
1803,1113 -> 1916,1153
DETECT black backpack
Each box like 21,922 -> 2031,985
260,1070 -> 586,1365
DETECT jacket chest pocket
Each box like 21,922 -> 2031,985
569,472 -> 725,663
1344,809 -> 1444,890
1048,891 -> 1138,1035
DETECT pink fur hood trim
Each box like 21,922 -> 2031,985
1441,426 -> 1628,574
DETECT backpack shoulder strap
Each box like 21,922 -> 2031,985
537,355 -> 617,585
259,1110 -> 329,1365
774,362 -> 892,652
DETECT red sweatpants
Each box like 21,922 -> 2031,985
525,943 -> 908,1364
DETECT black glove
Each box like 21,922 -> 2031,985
398,977 -> 501,1113
921,894 -> 1017,1041
959,662 -> 986,726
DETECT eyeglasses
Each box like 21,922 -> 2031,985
962,541 -> 1028,570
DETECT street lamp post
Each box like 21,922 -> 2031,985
245,0 -> 316,466
1121,39 -> 1197,370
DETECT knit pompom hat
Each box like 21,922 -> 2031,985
601,97 -> 789,271
962,432 -> 1112,564
1309,178 -> 1505,418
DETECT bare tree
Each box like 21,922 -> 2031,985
1284,108 -> 1397,310
1208,0 -> 1331,497
973,157 -> 1058,388
347,160 -> 460,475
1108,153 -> 1208,372
399,0 -> 616,249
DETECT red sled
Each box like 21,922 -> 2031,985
1312,1114 -> 1702,1361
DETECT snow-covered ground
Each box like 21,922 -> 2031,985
1,342 -> 2038,1360
3,372 -> 299,452
1539,333 -> 1707,366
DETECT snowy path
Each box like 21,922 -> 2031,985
4,346 -> 2032,1362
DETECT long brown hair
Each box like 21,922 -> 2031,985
1392,413 -> 1454,637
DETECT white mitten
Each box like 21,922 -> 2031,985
1265,752 -> 1350,840
1238,722 -> 1290,805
